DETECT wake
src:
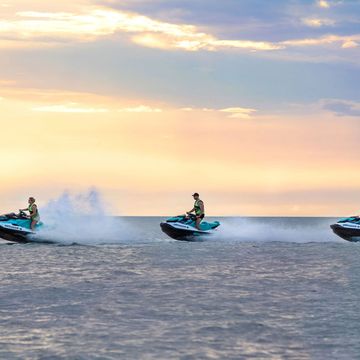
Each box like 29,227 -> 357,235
215,217 -> 340,243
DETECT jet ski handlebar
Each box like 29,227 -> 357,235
184,213 -> 197,220
0,211 -> 29,219
18,210 -> 28,218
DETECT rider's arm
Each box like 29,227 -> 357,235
187,207 -> 195,214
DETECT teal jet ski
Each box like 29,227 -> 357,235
330,216 -> 360,242
0,211 -> 50,244
160,214 -> 220,241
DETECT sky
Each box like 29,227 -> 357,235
0,0 -> 359,216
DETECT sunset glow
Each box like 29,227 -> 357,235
1,0 -> 359,215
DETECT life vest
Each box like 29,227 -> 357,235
194,199 -> 203,215
28,203 -> 40,220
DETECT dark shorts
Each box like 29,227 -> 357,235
197,214 -> 205,220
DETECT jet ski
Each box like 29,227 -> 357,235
160,214 -> 220,241
0,211 -> 50,244
330,216 -> 360,242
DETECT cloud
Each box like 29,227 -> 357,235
131,33 -> 282,51
179,106 -> 257,118
118,105 -> 162,113
316,0 -> 346,9
302,17 -> 335,28
342,40 -> 359,49
0,7 -> 282,51
282,34 -> 360,49
32,103 -> 109,113
27,100 -> 258,118
220,107 -> 257,119
317,0 -> 330,8
0,6 -> 358,57
322,99 -> 360,117
0,83 -> 258,118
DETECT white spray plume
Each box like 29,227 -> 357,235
37,189 -> 131,245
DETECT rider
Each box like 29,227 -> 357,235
20,197 -> 40,230
187,193 -> 205,230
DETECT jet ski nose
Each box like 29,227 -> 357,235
330,224 -> 341,231
160,222 -> 172,232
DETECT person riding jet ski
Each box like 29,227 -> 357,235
19,197 -> 40,230
160,193 -> 220,241
187,193 -> 204,230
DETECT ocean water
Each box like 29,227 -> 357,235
1,217 -> 360,359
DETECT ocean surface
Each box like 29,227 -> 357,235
1,217 -> 360,359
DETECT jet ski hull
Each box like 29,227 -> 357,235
160,222 -> 210,241
160,215 -> 220,241
0,225 -> 55,244
0,213 -> 54,244
0,228 -> 30,243
330,223 -> 360,242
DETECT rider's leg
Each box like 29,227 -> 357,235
196,217 -> 201,230
30,220 -> 38,230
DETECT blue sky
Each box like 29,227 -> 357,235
101,0 -> 360,39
